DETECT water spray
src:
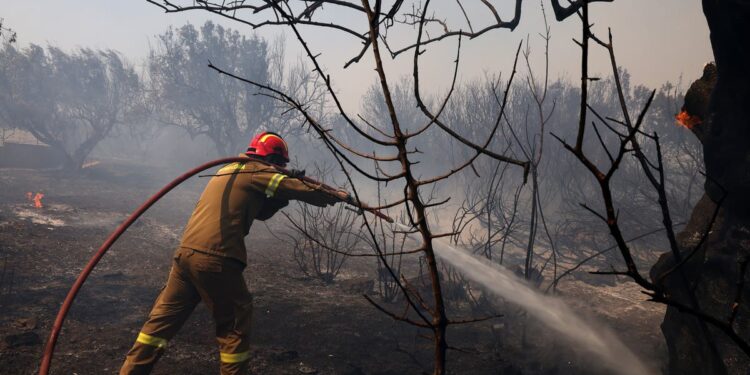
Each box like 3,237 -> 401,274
392,222 -> 655,375
38,156 -> 389,375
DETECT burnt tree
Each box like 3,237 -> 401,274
142,1 -> 619,374
651,1 -> 750,374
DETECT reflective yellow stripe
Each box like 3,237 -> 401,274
218,162 -> 246,174
136,332 -> 168,348
264,173 -> 286,197
220,350 -> 251,363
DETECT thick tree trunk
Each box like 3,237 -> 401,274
66,131 -> 107,170
651,194 -> 730,374
701,0 -> 750,211
651,2 -> 750,374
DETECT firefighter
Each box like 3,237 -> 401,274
120,132 -> 348,375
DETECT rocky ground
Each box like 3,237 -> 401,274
0,160 -> 668,374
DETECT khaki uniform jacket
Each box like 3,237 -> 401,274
179,157 -> 338,264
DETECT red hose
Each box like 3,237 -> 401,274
38,156 -> 248,375
39,156 -> 394,374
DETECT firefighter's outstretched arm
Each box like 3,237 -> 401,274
247,162 -> 393,222
249,167 -> 339,206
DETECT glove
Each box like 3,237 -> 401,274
288,169 -> 306,178
338,190 -> 357,205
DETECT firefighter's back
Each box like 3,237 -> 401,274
179,159 -> 269,263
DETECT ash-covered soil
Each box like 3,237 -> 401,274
0,161 -> 667,374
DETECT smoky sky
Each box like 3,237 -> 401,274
3,0 -> 710,111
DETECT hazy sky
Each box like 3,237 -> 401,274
3,1 -> 711,112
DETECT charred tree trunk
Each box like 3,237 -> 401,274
362,3 -> 449,371
651,2 -> 750,374
65,124 -> 111,170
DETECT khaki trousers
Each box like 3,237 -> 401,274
120,247 -> 253,375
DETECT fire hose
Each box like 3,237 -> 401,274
38,156 -> 392,375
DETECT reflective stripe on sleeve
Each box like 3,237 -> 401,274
264,173 -> 286,197
136,332 -> 168,348
220,350 -> 251,363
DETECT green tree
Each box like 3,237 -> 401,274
149,21 -> 272,155
0,44 -> 145,169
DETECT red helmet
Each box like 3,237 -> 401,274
246,132 -> 289,163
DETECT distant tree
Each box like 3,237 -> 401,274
0,20 -> 17,144
0,18 -> 16,44
148,21 -> 272,155
0,44 -> 145,169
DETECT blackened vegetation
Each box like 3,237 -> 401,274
145,2 -> 537,374
545,2 -> 750,374
283,179 -> 366,284
140,1 -> 750,374
650,2 -> 750,374
2,165 -> 645,374
0,0 -> 745,374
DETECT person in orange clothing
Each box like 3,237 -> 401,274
120,132 -> 348,375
